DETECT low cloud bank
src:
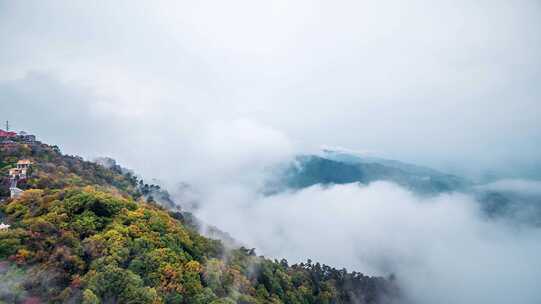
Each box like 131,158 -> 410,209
192,181 -> 541,304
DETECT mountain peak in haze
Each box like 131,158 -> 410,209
319,147 -> 447,178
267,148 -> 472,195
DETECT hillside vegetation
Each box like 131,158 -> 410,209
0,140 -> 398,304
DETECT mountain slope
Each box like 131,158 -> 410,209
0,139 -> 398,303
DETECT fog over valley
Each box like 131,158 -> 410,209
1,1 -> 541,303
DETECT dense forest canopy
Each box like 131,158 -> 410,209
0,139 -> 398,303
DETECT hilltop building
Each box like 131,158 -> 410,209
18,131 -> 36,142
0,130 -> 37,147
9,159 -> 33,180
0,122 -> 37,144
7,160 -> 33,199
0,129 -> 17,139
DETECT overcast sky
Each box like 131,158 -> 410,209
1,0 -> 540,180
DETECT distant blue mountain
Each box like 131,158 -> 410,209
266,149 -> 471,195
321,149 -> 446,178
265,148 -> 541,226
474,180 -> 541,226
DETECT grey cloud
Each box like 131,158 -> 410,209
193,181 -> 541,304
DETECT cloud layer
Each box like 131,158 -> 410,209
194,181 -> 541,304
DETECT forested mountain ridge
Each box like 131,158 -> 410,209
0,139 -> 399,303
268,153 -> 470,195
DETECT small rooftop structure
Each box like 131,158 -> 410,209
9,168 -> 21,177
18,131 -> 36,143
0,223 -> 10,230
0,129 -> 17,138
0,122 -> 36,143
10,187 -> 23,199
17,159 -> 33,167
9,159 -> 33,180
